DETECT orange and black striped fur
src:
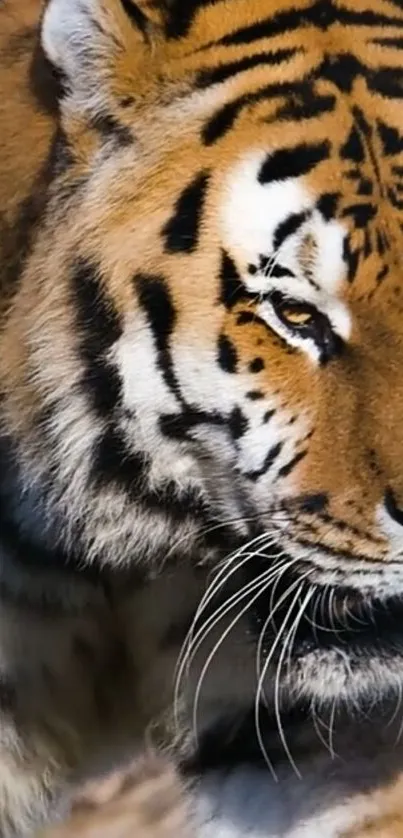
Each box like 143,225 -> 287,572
6,0 -> 403,836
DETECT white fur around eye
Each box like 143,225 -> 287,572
219,152 -> 351,361
220,152 -> 313,268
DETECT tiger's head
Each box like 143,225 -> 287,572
3,0 -> 403,715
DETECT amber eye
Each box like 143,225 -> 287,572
270,291 -> 319,332
269,290 -> 343,364
279,306 -> 314,327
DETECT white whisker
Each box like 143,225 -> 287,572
255,583 -> 305,781
256,558 -> 302,681
274,586 -> 315,777
175,535 -> 284,687
190,568 -> 284,749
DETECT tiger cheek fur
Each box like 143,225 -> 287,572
14,0 -> 403,580
4,0 -> 403,836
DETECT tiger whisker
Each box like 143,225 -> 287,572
174,561 -> 283,722
256,558 -> 302,677
255,583 -> 305,781
175,532 -> 285,683
174,552 -> 296,729
274,585 -> 315,778
190,570 -> 284,749
311,696 -> 338,760
165,505 -> 289,560
185,556 -> 290,669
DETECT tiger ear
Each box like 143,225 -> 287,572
41,0 -> 164,98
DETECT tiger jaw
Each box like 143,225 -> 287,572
246,566 -> 403,706
233,517 -> 403,707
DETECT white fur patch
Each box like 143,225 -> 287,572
219,153 -> 351,363
41,0 -> 98,72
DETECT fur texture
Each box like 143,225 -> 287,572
4,1 -> 403,836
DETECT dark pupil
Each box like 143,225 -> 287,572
270,291 -> 318,331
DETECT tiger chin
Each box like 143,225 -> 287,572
4,0 -> 403,836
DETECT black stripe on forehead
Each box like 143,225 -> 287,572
258,142 -> 331,184
196,48 -> 301,89
163,171 -> 210,254
202,3 -> 403,50
164,0 -> 222,38
201,81 -> 331,146
273,211 -> 310,252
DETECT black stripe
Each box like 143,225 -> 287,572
336,7 -> 403,29
89,427 -> 206,523
266,264 -> 295,278
217,4 -> 403,48
370,66 -> 403,98
165,0 -> 221,38
259,141 -> 330,184
90,112 -> 133,147
202,98 -> 244,145
372,36 -> 403,48
277,450 -> 307,479
203,80 -> 318,145
343,237 -> 360,283
341,203 -> 377,228
236,311 -> 256,326
316,192 -> 340,220
90,425 -> 147,498
229,407 -> 249,439
71,259 -> 123,418
220,251 -> 247,309
163,172 -> 209,253
263,409 -> 276,424
205,6 -> 316,49
135,274 -> 183,401
245,442 -> 283,481
340,125 -> 365,163
217,334 -> 238,373
199,2 -> 403,53
376,264 -> 389,284
159,408 -> 225,441
196,48 -> 300,88
273,211 -> 310,252
120,0 -> 150,37
268,90 -> 336,123
377,121 -> 403,156
136,274 -> 175,355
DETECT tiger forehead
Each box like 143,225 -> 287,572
41,0 -> 403,313
219,150 -> 345,290
212,90 -> 403,305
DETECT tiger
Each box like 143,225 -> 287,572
5,0 -> 403,835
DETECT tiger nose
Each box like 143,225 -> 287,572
385,489 -> 403,526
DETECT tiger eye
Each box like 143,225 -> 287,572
281,308 -> 314,326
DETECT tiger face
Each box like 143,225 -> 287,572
4,0 -> 403,715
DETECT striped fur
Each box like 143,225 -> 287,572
4,0 -> 403,835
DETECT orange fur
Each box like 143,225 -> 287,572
4,2 -> 403,837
